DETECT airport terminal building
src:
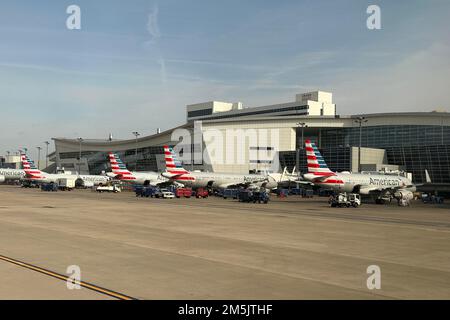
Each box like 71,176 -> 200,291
51,91 -> 450,189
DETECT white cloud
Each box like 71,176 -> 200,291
146,4 -> 161,41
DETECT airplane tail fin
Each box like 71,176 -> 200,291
20,153 -> 44,179
108,152 -> 135,180
304,140 -> 334,175
163,145 -> 190,175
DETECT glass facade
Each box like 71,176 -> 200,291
385,145 -> 450,184
320,125 -> 450,148
187,108 -> 213,118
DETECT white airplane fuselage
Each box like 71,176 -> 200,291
128,171 -> 169,186
0,168 -> 26,182
164,171 -> 280,189
304,172 -> 416,194
29,172 -> 110,186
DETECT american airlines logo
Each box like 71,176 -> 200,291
244,176 -> 266,183
369,177 -> 400,187
0,170 -> 25,177
81,176 -> 109,182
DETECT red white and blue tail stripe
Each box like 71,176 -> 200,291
163,145 -> 190,175
108,152 -> 136,180
305,140 -> 335,176
21,153 -> 45,179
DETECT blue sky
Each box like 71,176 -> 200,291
1,0 -> 450,159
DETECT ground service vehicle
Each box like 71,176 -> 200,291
175,188 -> 193,198
195,188 -> 209,198
289,188 -> 302,195
22,180 -> 40,188
57,178 -> 76,191
155,189 -> 175,199
238,189 -> 269,203
41,182 -> 58,192
276,189 -> 289,197
223,188 -> 239,199
238,190 -> 253,202
252,191 -> 270,204
302,189 -> 314,198
329,193 -> 361,207
135,186 -> 158,197
347,193 -> 361,207
422,194 -> 444,204
96,184 -> 121,193
329,193 -> 348,207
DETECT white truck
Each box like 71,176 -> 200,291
96,184 -> 122,193
154,188 -> 175,199
329,192 -> 361,207
57,178 -> 76,191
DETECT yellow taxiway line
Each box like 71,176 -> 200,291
0,254 -> 136,300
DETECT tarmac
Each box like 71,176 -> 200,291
0,185 -> 449,299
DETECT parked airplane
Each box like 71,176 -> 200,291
161,145 -> 287,190
20,154 -> 110,186
108,152 -> 169,186
0,168 -> 26,183
303,140 -> 416,204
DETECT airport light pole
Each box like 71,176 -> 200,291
77,137 -> 83,174
44,141 -> 50,169
296,122 -> 307,189
36,146 -> 42,169
354,116 -> 368,173
132,131 -> 140,171
191,143 -> 194,172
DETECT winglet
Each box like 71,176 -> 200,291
425,169 -> 432,183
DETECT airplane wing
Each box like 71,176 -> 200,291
217,182 -> 251,189
108,173 -> 126,180
161,172 -> 186,180
284,173 -> 312,184
306,173 -> 336,182
359,185 -> 411,195
294,180 -> 314,185
106,172 -> 117,178
218,179 -> 269,190
156,180 -> 184,188
359,185 -> 385,195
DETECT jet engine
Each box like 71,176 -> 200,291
394,190 -> 414,201
0,175 -> 5,183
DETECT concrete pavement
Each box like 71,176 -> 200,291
0,185 -> 449,299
